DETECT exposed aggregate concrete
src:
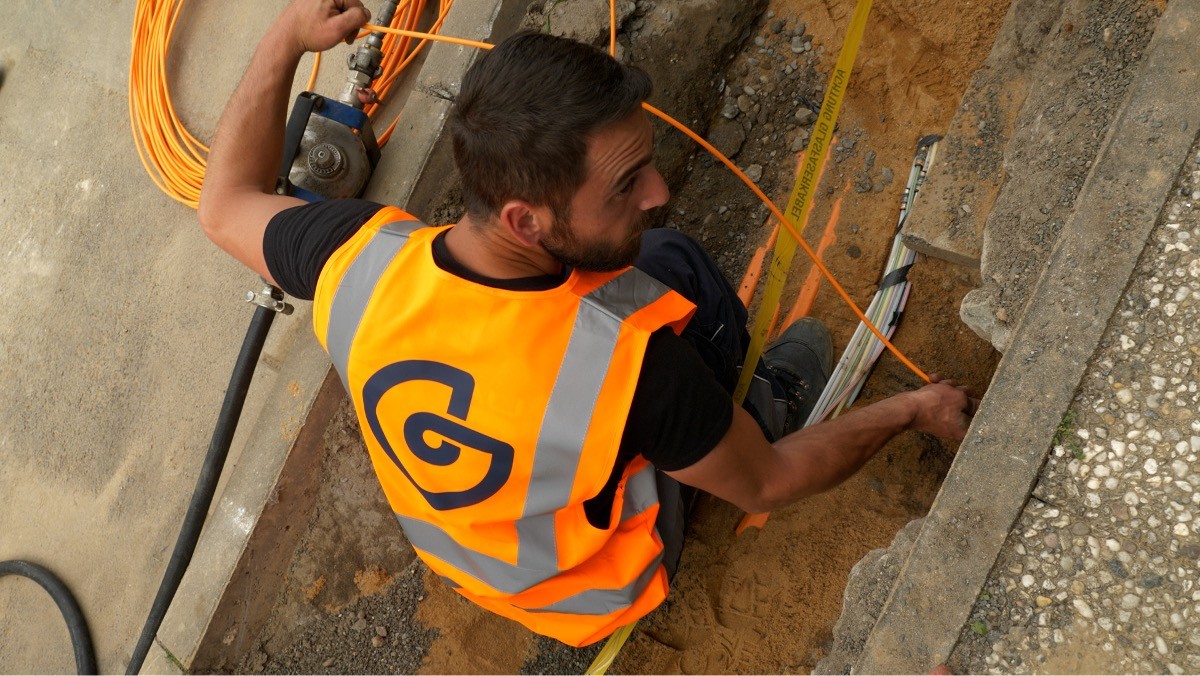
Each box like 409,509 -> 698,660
951,142 -> 1200,674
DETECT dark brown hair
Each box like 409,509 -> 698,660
449,31 -> 652,220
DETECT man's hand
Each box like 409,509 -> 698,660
276,0 -> 372,56
903,375 -> 980,441
199,0 -> 372,280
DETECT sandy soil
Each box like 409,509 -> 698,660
223,0 -> 1007,672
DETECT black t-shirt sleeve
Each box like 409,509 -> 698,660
262,198 -> 385,300
621,329 -> 734,471
583,329 -> 733,527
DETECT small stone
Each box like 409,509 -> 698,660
1140,574 -> 1164,588
770,19 -> 785,33
371,635 -> 385,648
743,85 -> 757,96
1071,522 -> 1089,536
737,95 -> 752,113
323,658 -> 335,668
1021,574 -> 1035,587
794,107 -> 817,125
352,618 -> 368,632
1120,593 -> 1140,610
375,625 -> 388,637
791,36 -> 805,53
881,167 -> 894,185
1108,559 -> 1128,578
1145,458 -> 1159,474
746,164 -> 764,182
1072,598 -> 1094,619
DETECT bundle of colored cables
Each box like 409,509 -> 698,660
803,137 -> 941,426
129,0 -> 454,208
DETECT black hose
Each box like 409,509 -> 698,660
0,560 -> 97,674
125,302 -> 278,674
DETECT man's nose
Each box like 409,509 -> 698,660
639,167 -> 670,210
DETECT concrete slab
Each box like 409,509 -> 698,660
957,0 -> 1162,351
854,1 -> 1200,670
898,0 -> 1070,267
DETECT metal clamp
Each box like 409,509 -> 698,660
245,283 -> 294,315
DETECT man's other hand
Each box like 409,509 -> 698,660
904,375 -> 980,441
278,0 -> 372,56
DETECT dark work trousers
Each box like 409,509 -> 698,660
633,228 -> 788,579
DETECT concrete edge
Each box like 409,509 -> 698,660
144,311 -> 335,675
898,0 -> 1069,267
144,0 -> 532,672
854,2 -> 1200,672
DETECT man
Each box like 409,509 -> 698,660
199,0 -> 977,647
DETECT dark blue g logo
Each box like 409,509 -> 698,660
362,360 -> 514,510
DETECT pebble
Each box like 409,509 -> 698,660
745,164 -> 763,182
375,625 -> 388,637
323,658 -> 335,668
794,107 -> 817,125
790,36 -> 805,53
371,635 -> 385,648
1073,598 -> 1094,619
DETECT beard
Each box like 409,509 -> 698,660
542,208 -> 648,273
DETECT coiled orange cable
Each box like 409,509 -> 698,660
130,0 -> 454,207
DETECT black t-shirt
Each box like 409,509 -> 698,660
263,199 -> 733,525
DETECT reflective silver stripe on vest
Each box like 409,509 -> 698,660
523,552 -> 664,616
516,269 -> 673,571
620,464 -> 658,522
400,511 -> 664,616
397,513 -> 551,593
325,220 -> 422,392
398,464 -> 660,597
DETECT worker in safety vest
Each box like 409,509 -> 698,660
199,0 -> 980,647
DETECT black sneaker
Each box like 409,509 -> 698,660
764,317 -> 834,435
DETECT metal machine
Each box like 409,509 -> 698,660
276,0 -> 400,202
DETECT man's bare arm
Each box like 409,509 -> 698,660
667,381 -> 977,514
197,0 -> 370,280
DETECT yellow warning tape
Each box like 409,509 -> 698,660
733,0 -> 874,405
586,1 -> 874,672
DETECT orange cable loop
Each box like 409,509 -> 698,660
641,102 -> 930,383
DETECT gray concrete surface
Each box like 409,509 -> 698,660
0,1 -> 377,672
898,0 -> 1068,268
851,0 -> 1200,670
958,0 -> 1161,351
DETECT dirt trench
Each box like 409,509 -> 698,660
216,0 -> 1006,672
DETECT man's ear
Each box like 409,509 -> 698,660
499,199 -> 554,248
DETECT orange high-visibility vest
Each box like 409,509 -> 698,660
311,206 -> 695,646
